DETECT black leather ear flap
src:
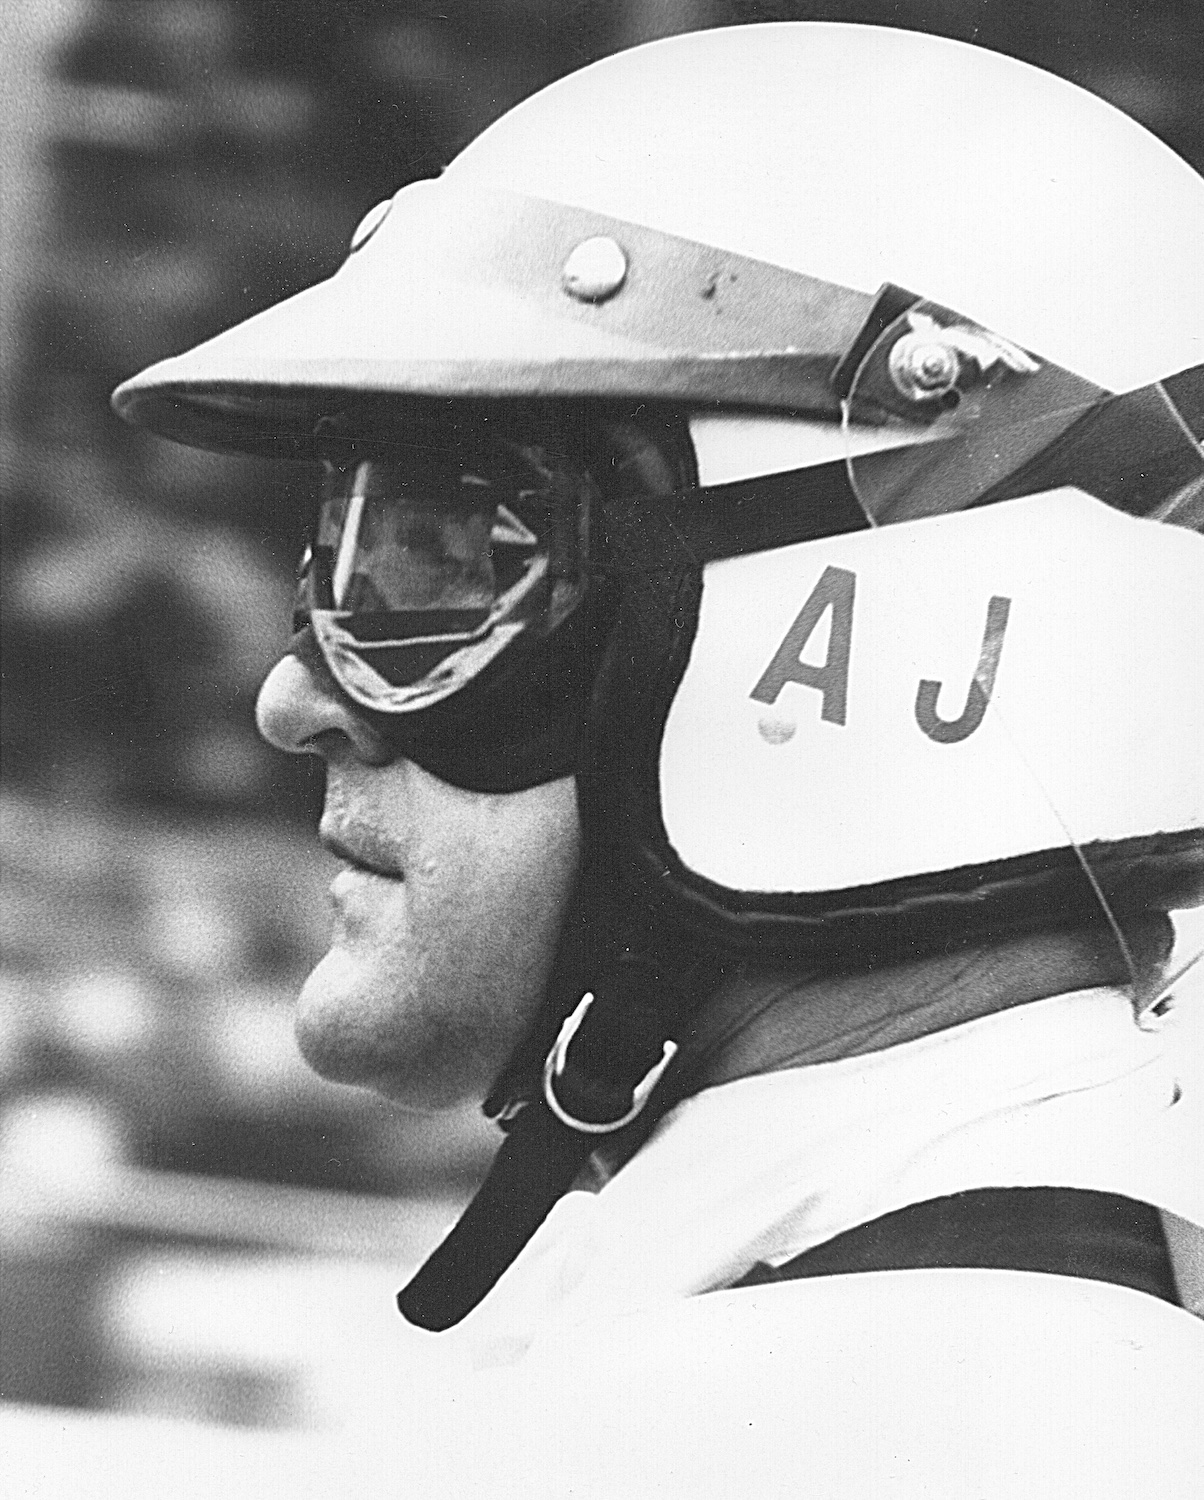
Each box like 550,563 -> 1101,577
576,489 -> 705,871
480,477 -> 715,1122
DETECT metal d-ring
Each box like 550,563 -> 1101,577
542,992 -> 678,1135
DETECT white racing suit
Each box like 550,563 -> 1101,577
7,985 -> 1201,1498
427,983 -> 1204,1497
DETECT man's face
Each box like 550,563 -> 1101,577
256,650 -> 581,1109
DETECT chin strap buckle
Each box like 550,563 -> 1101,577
542,991 -> 678,1135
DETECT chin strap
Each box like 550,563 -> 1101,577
396,1093 -> 602,1332
397,941 -> 712,1332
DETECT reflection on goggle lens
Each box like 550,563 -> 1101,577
294,436 -> 592,713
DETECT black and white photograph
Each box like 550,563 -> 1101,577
2,3 -> 1202,1495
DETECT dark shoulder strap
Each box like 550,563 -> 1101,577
734,1187 -> 1180,1305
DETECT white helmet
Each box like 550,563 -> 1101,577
113,24 -> 1204,1327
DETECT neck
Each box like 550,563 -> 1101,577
583,912 -> 1174,1185
670,912 -> 1173,1100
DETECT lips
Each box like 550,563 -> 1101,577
320,822 -> 403,879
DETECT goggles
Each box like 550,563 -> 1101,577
294,426 -> 594,718
286,292 -> 1203,798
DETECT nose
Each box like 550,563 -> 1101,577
255,650 -> 392,764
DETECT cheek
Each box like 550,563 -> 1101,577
405,803 -> 582,1050
414,775 -> 582,990
296,779 -> 581,1107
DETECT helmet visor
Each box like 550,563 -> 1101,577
840,293 -> 1204,534
294,431 -> 592,713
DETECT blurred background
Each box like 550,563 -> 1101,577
2,0 -> 1203,1439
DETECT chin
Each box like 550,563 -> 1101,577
291,949 -> 494,1111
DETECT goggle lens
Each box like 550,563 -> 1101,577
294,437 -> 592,714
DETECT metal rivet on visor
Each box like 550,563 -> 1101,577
349,198 -> 393,253
561,237 -> 628,302
889,332 -> 961,401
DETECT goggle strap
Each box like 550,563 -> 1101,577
980,362 -> 1204,529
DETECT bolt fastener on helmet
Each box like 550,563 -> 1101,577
889,332 -> 962,401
